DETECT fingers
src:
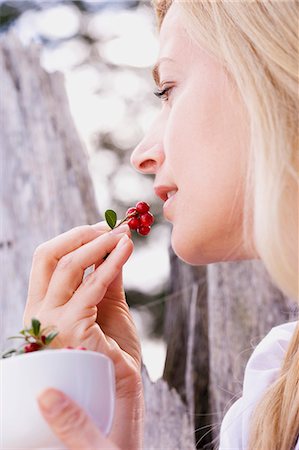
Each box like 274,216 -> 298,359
44,225 -> 131,308
37,388 -> 120,450
26,221 -> 118,308
67,233 -> 134,309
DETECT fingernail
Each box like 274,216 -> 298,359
91,222 -> 109,231
110,224 -> 130,235
38,389 -> 69,415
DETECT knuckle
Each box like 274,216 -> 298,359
57,407 -> 87,436
32,243 -> 48,260
56,253 -> 74,271
82,271 -> 109,292
115,258 -> 124,270
71,226 -> 90,243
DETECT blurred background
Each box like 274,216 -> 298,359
0,0 -> 171,381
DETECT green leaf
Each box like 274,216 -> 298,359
31,318 -> 41,337
45,332 -> 59,345
105,209 -> 117,229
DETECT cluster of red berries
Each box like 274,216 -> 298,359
125,201 -> 154,236
24,342 -> 42,353
1,318 -> 88,359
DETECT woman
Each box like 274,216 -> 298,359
24,0 -> 298,449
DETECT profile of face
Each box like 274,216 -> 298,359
130,3 -> 258,265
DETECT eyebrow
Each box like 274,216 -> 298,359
152,57 -> 175,87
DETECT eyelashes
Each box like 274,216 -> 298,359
153,85 -> 173,102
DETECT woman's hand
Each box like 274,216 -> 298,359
37,387 -> 120,450
23,221 -> 144,449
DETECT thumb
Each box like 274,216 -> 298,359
37,388 -> 119,450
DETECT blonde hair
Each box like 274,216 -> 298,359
151,1 -> 299,449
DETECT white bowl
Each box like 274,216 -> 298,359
0,349 -> 115,449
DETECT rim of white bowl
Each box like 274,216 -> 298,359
0,348 -> 113,363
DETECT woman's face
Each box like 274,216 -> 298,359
130,3 -> 258,265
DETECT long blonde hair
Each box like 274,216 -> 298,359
151,1 -> 299,449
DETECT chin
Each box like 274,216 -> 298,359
170,229 -> 249,265
170,232 -> 211,265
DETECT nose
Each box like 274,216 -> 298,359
130,119 -> 165,175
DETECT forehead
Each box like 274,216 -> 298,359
158,3 -> 191,57
157,4 -> 226,81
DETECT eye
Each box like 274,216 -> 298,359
153,85 -> 173,102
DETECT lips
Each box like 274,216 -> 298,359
163,190 -> 177,210
166,190 -> 177,199
154,185 -> 178,202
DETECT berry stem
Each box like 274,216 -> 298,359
113,212 -> 138,229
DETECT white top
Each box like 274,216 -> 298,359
219,320 -> 299,450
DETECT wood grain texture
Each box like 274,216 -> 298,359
164,249 -> 210,448
0,31 -> 100,350
207,259 -> 296,435
142,363 -> 196,450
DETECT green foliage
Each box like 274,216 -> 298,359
44,332 -> 59,345
31,318 -> 41,337
1,317 -> 59,359
105,209 -> 117,229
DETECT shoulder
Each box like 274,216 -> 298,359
219,320 -> 298,450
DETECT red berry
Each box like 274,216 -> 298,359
126,207 -> 137,217
135,201 -> 150,214
140,212 -> 154,227
138,226 -> 151,236
128,217 -> 140,230
24,342 -> 41,353
76,346 -> 87,350
41,335 -> 47,344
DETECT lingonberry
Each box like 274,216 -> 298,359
128,217 -> 140,230
138,226 -> 151,236
24,342 -> 41,353
76,346 -> 87,350
136,201 -> 150,214
126,207 -> 137,217
140,212 -> 154,227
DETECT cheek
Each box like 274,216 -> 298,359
163,69 -> 250,264
166,118 -> 246,264
170,186 -> 245,265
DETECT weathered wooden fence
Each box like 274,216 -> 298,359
1,32 -> 296,449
